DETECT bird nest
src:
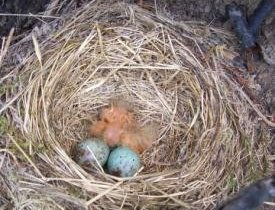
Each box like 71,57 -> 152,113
1,1 -> 273,209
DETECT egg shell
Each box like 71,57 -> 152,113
74,138 -> 110,168
107,146 -> 141,177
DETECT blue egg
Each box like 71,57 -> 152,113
107,146 -> 141,177
74,138 -> 110,168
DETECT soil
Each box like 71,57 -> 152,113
156,0 -> 261,23
0,0 -> 50,40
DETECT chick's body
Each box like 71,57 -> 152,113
120,127 -> 156,154
90,104 -> 157,154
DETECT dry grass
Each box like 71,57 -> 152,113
0,1 -> 273,209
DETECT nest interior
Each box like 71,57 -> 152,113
0,1 -> 273,209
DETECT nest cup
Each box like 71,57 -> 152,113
5,1 -> 272,209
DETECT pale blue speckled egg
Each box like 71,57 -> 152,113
107,146 -> 141,177
74,138 -> 110,168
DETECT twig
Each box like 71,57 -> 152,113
226,0 -> 275,48
0,13 -> 60,19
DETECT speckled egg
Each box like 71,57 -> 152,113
107,146 -> 141,177
74,138 -> 110,168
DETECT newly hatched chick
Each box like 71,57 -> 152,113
120,125 -> 158,154
90,102 -> 157,153
90,103 -> 136,147
216,176 -> 275,210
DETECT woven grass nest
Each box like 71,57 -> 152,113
1,1 -> 274,209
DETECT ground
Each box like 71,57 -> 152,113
0,0 -> 50,38
157,0 -> 261,23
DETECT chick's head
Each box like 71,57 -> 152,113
103,122 -> 124,147
100,105 -> 136,129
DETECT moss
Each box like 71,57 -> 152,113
261,157 -> 269,173
247,163 -> 264,182
8,140 -> 30,161
67,185 -> 85,199
36,143 -> 49,153
0,83 -> 14,95
227,173 -> 238,191
9,138 -> 51,161
0,116 -> 8,135
242,137 -> 252,153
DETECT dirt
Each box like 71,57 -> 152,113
156,0 -> 261,23
0,0 -> 50,40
